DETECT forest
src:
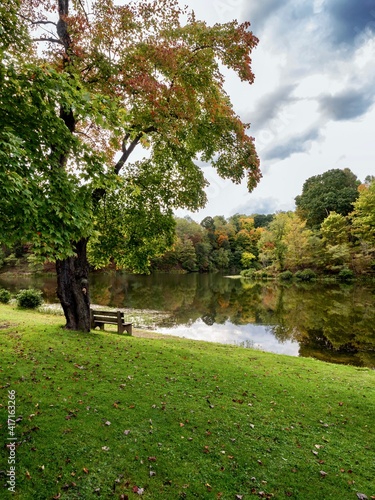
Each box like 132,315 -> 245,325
151,168 -> 375,278
1,167 -> 374,279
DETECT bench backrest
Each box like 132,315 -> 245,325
91,310 -> 124,324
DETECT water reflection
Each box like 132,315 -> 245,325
0,271 -> 374,368
157,320 -> 301,357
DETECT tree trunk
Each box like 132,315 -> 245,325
56,238 -> 91,332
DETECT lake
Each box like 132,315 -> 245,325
1,271 -> 374,368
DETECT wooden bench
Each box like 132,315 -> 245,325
90,309 -> 132,335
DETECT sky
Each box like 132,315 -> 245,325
174,0 -> 375,221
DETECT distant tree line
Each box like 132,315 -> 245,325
151,169 -> 375,277
1,168 -> 374,277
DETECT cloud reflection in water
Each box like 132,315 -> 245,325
157,319 -> 300,356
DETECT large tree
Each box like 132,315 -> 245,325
0,0 -> 260,330
295,168 -> 360,229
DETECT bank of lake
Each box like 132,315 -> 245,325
0,304 -> 374,499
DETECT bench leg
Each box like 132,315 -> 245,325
124,324 -> 132,335
117,311 -> 124,334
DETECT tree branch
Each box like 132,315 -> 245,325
115,126 -> 157,174
32,20 -> 57,27
32,37 -> 64,45
77,0 -> 90,25
115,135 -> 141,175
18,13 -> 57,27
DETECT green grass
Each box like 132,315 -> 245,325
0,304 -> 374,500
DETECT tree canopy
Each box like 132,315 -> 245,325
1,0 -> 260,266
295,168 -> 360,229
0,0 -> 260,329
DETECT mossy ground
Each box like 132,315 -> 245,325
0,304 -> 374,499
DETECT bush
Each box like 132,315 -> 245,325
0,248 -> 5,268
254,270 -> 272,280
240,269 -> 255,278
338,268 -> 354,282
16,288 -> 43,309
4,253 -> 18,267
0,288 -> 11,304
294,269 -> 317,282
279,270 -> 294,281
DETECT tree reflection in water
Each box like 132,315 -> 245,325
1,272 -> 374,367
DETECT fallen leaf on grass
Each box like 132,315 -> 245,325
124,430 -> 131,435
320,471 -> 327,477
102,446 -> 110,451
83,468 -> 89,474
356,494 -> 368,500
62,483 -> 76,490
148,457 -> 156,462
132,486 -> 144,495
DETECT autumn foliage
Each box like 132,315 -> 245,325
1,0 -> 260,329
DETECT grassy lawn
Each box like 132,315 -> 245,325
0,304 -> 374,499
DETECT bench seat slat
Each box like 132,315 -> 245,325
93,314 -> 121,321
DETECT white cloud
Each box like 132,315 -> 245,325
174,0 -> 375,222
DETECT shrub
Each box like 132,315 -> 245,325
0,288 -> 11,304
279,270 -> 294,281
240,269 -> 255,278
4,253 -> 18,267
16,288 -> 43,309
254,270 -> 272,280
338,268 -> 354,282
0,248 -> 5,268
294,269 -> 317,282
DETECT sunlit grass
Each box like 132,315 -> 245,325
0,304 -> 374,499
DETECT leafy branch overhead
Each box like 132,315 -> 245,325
1,0 -> 260,273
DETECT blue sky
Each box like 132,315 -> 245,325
175,0 -> 375,220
